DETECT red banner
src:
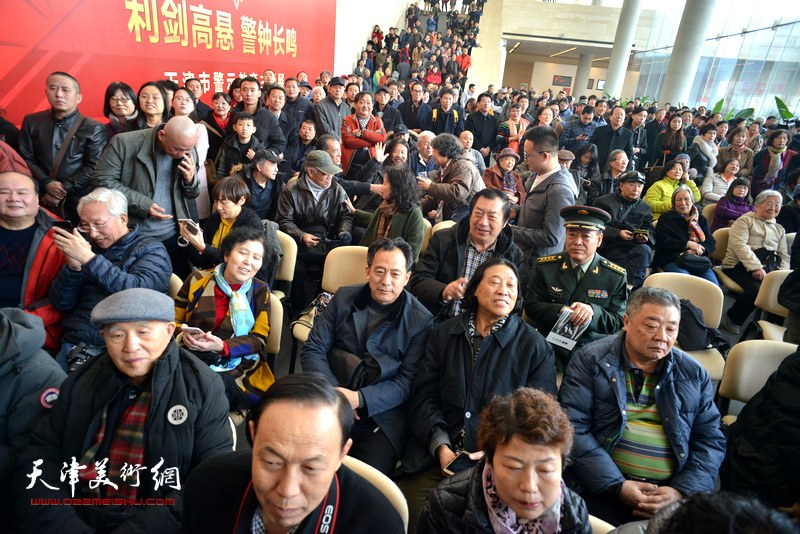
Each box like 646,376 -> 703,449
0,0 -> 337,126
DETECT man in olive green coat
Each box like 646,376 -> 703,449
524,205 -> 627,370
92,116 -> 200,276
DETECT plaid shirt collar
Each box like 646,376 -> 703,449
452,236 -> 495,316
251,508 -> 299,534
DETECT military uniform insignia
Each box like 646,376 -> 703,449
562,262 -> 568,270
537,254 -> 560,263
601,259 -> 627,275
592,266 -> 599,274
550,286 -> 563,293
588,289 -> 609,299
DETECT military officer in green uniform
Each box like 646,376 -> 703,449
524,205 -> 627,370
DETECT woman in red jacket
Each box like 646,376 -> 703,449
371,25 -> 384,49
424,66 -> 443,87
340,92 -> 387,177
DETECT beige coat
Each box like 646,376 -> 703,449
717,145 -> 755,178
721,211 -> 789,270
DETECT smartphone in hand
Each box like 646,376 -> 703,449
179,219 -> 199,235
444,452 -> 479,476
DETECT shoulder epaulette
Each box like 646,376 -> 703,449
601,259 -> 627,275
537,253 -> 562,263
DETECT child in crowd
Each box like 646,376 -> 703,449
216,112 -> 264,178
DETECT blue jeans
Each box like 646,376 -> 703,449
662,262 -> 720,286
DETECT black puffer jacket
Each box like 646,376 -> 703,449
13,340 -> 233,533
408,217 -> 523,316
276,172 -> 353,245
720,350 -> 800,507
417,458 -> 592,534
48,225 -> 172,347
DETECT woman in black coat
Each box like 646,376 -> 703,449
178,176 -> 276,284
402,258 -> 556,533
653,184 -> 717,286
417,388 -> 591,534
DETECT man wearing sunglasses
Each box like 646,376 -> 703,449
49,187 -> 171,371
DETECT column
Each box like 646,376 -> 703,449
468,0 -> 504,89
659,0 -> 719,105
573,53 -> 594,98
604,0 -> 643,99
498,39 -> 509,88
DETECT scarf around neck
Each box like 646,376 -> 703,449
766,145 -> 787,184
212,263 -> 256,370
678,204 -> 705,243
693,136 -> 718,170
482,461 -> 563,534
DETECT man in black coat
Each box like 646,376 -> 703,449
588,106 -> 634,171
19,71 -> 106,223
225,77 -> 287,156
409,189 -> 522,318
594,171 -> 655,290
300,239 -> 433,475
265,86 -> 299,179
182,374 -> 406,534
373,86 -> 404,135
398,81 -> 433,133
464,92 -> 497,168
13,288 -> 232,534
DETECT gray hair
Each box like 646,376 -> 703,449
754,190 -> 782,206
431,133 -> 464,159
626,286 -> 680,317
77,187 -> 128,218
671,184 -> 695,206
417,130 -> 435,143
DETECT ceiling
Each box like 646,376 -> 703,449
503,38 -> 635,66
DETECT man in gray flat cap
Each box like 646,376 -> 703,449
14,288 -> 233,534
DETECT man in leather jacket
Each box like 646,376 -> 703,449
594,171 -> 655,290
19,72 -> 106,223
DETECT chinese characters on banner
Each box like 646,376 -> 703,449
0,0 -> 334,127
124,0 -> 298,90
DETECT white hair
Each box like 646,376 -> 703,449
77,187 -> 128,218
418,130 -> 435,142
754,190 -> 782,206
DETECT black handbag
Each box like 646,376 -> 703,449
674,252 -> 712,275
753,247 -> 781,272
328,348 -> 368,390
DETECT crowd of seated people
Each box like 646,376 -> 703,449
3,3 -> 800,531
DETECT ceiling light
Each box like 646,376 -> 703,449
550,46 -> 577,58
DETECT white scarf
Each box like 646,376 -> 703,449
693,136 -> 718,171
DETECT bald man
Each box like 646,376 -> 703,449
92,115 -> 200,276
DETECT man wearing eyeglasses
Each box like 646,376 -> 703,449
513,126 -> 577,283
48,187 -> 171,371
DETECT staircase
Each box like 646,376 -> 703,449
419,12 -> 449,35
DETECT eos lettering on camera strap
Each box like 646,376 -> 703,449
312,472 -> 339,533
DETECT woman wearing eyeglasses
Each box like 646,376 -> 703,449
720,190 -> 790,334
102,81 -> 138,142
48,187 -> 172,370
